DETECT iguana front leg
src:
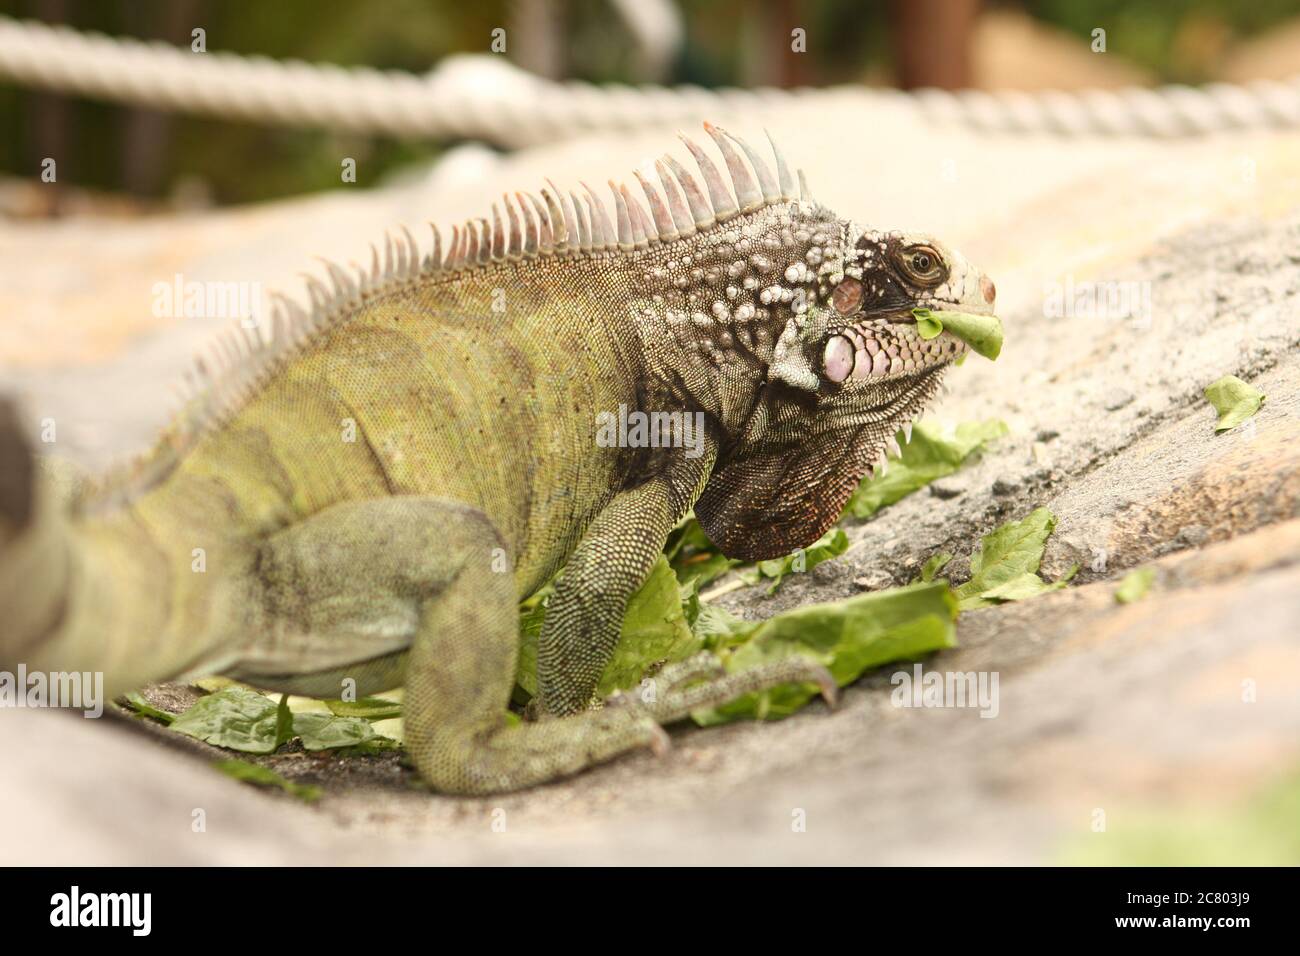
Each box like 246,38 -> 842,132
257,494 -> 668,794
536,448 -> 716,717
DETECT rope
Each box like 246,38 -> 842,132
2,15 -> 1298,145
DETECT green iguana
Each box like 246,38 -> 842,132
0,124 -> 998,794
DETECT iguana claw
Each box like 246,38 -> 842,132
647,723 -> 672,758
812,666 -> 840,709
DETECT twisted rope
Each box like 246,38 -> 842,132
1,15 -> 1298,145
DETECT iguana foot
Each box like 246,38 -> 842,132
652,651 -> 726,691
642,655 -> 838,724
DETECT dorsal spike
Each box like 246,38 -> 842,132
491,201 -> 507,260
317,257 -> 356,300
474,218 -> 491,264
239,321 -> 262,354
269,295 -> 288,340
396,231 -> 412,278
461,220 -> 476,266
560,189 -> 581,253
303,273 -> 329,311
766,129 -> 797,201
704,122 -> 762,212
582,182 -> 614,250
571,190 -> 592,251
369,242 -> 381,282
634,168 -> 677,242
503,196 -> 522,258
427,222 -> 442,272
798,169 -> 812,202
517,191 -> 539,255
679,131 -> 737,221
280,292 -> 308,334
542,182 -> 569,250
316,257 -> 341,297
610,180 -> 634,251
720,125 -> 779,204
655,159 -> 697,237
383,232 -> 396,277
524,192 -> 552,252
619,183 -> 651,247
447,224 -> 462,269
662,154 -> 715,229
401,225 -> 419,279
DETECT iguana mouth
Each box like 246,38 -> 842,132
825,315 -> 966,382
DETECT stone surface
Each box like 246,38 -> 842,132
1,109 -> 1298,865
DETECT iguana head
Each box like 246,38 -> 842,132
617,126 -> 999,561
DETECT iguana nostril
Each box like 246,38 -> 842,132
980,274 -> 996,304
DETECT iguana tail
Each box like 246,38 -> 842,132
0,397 -> 66,668
0,398 -> 229,698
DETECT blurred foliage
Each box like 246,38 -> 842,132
1061,768 -> 1300,865
1026,0 -> 1300,82
1,0 -> 1298,205
0,0 -> 511,204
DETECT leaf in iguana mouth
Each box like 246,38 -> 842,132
912,308 -> 1004,360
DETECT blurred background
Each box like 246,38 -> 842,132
3,0 -> 1300,213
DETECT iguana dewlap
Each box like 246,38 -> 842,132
0,124 -> 997,793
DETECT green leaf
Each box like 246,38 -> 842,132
595,554 -> 703,697
694,581 -> 958,725
915,551 -> 954,584
515,555 -> 702,699
323,696 -> 402,720
1115,567 -> 1155,604
274,694 -> 294,748
842,419 -> 1008,519
170,686 -> 289,754
368,717 -> 405,745
1204,375 -> 1264,433
119,691 -> 176,724
191,676 -> 236,693
979,571 -> 1067,602
751,527 -> 849,594
691,602 -> 754,651
665,516 -> 739,590
282,695 -> 331,714
953,507 -> 1060,611
212,759 -> 321,803
915,312 -> 944,339
292,712 -> 376,751
911,308 -> 1003,359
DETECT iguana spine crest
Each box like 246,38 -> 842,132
83,123 -> 810,513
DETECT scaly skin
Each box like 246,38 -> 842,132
0,126 -> 996,793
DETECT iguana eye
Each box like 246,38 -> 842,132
897,244 -> 945,286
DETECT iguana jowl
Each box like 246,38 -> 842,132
0,123 -> 997,793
